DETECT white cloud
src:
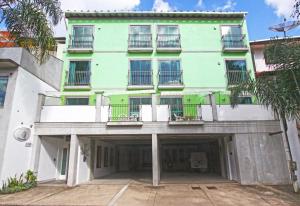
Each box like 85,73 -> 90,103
54,0 -> 141,37
152,0 -> 173,11
60,0 -> 140,11
264,0 -> 294,17
216,0 -> 236,11
197,0 -> 203,7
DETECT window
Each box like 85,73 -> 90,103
238,96 -> 252,104
110,148 -> 114,167
104,147 -> 108,167
160,97 -> 183,120
157,25 -> 180,48
71,26 -> 93,48
129,60 -> 152,85
225,60 -> 248,86
67,61 -> 91,86
129,25 -> 152,48
96,145 -> 102,168
0,76 -> 8,107
66,97 -> 89,105
129,97 -> 152,117
158,60 -> 182,85
221,25 -> 245,49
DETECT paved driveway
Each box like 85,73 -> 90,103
0,182 -> 299,206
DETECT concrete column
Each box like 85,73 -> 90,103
152,94 -> 157,122
209,93 -> 218,121
95,93 -> 103,122
35,93 -> 45,122
67,134 -> 79,187
152,134 -> 160,186
29,135 -> 42,174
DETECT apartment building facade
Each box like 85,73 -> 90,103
32,11 -> 291,187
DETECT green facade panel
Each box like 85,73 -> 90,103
63,13 -> 254,106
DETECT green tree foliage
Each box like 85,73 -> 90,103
230,38 -> 300,120
0,0 -> 63,62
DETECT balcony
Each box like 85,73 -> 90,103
39,97 -> 276,124
167,104 -> 204,125
107,104 -> 144,126
64,70 -> 91,90
156,34 -> 181,52
158,71 -> 184,89
67,35 -> 94,53
128,71 -> 153,90
226,70 -> 249,87
222,34 -> 248,52
128,34 -> 153,52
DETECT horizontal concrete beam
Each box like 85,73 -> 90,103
34,121 -> 282,136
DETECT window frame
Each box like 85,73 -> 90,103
157,59 -> 182,85
224,58 -> 249,86
157,25 -> 180,35
128,58 -> 152,86
65,96 -> 90,105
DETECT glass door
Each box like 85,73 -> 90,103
59,146 -> 69,180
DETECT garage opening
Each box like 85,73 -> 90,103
92,137 -> 152,183
160,136 -> 230,184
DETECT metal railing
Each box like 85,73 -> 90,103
68,35 -> 94,49
108,104 -> 142,121
158,71 -> 183,85
226,70 -> 249,86
168,104 -> 202,121
128,71 -> 152,86
157,34 -> 181,48
222,34 -> 247,49
65,70 -> 91,86
128,34 -> 152,48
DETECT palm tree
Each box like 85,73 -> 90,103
0,0 -> 63,62
230,37 -> 300,192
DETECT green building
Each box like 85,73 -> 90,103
33,11 -> 290,187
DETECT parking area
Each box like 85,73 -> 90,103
0,182 -> 299,206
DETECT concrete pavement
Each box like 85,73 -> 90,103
0,182 -> 299,206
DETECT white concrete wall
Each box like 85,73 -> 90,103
202,105 -> 213,121
93,141 -> 116,178
40,106 -> 96,122
37,137 -> 63,181
0,67 -> 57,182
252,47 -> 274,73
217,105 -> 275,121
101,106 -> 109,122
157,105 -> 169,121
235,133 -> 290,185
141,105 -> 152,121
77,138 -> 90,184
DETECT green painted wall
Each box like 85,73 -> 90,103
62,16 -> 254,105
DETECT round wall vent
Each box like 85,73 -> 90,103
13,127 -> 31,142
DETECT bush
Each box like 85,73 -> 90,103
0,170 -> 37,194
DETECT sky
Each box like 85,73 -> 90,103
2,0 -> 300,40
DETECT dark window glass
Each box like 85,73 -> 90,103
104,147 -> 108,167
68,61 -> 91,86
66,98 -> 89,105
129,60 -> 152,85
238,97 -> 252,104
160,97 -> 183,120
0,76 -> 9,106
225,60 -> 248,85
110,148 -> 114,167
158,60 -> 181,85
96,146 -> 102,168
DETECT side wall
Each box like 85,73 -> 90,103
235,132 -> 290,185
0,67 -> 57,182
